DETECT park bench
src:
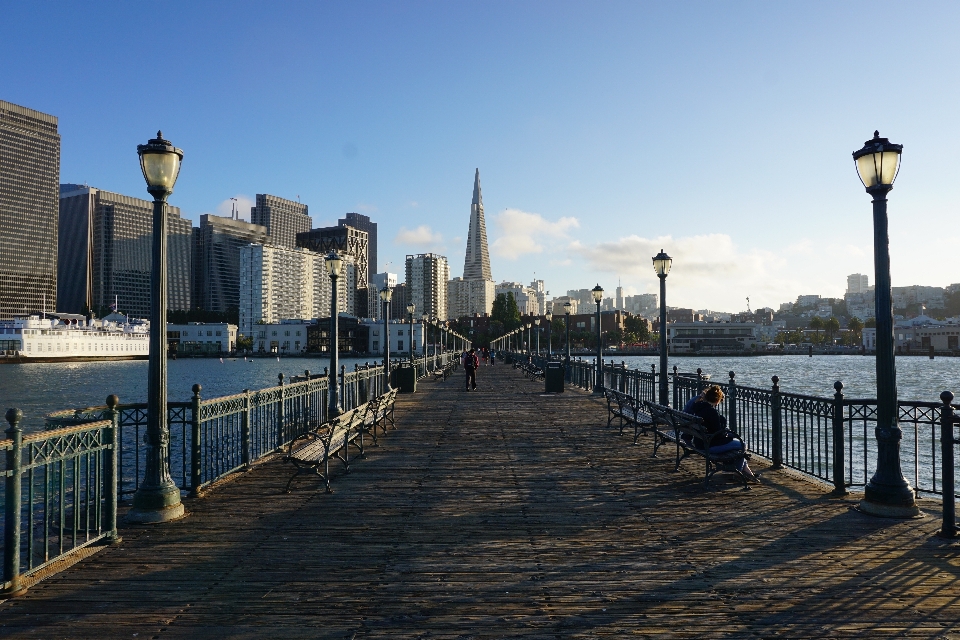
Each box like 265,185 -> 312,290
283,403 -> 366,493
603,388 -> 656,443
369,387 -> 399,441
432,361 -> 459,382
646,403 -> 752,487
516,360 -> 544,380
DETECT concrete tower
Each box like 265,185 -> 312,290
463,169 -> 492,280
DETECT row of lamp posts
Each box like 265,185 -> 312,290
128,127 -> 918,524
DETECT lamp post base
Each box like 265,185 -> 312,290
127,483 -> 186,523
858,483 -> 920,518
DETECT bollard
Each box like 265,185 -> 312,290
105,395 -> 122,543
940,391 -> 958,538
831,381 -> 847,495
771,376 -> 783,469
190,385 -> 202,495
3,408 -> 26,597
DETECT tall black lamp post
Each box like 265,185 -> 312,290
591,284 -> 604,394
653,250 -> 672,406
545,310 -> 553,357
380,286 -> 392,390
525,323 -> 532,355
129,131 -> 185,524
853,131 -> 918,517
327,251 -> 344,417
564,302 -> 572,365
406,303 -> 416,359
534,318 -> 541,356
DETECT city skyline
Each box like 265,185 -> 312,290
4,4 -> 960,312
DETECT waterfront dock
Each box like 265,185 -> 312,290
2,365 -> 960,638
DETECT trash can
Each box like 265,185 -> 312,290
392,363 -> 417,393
545,362 -> 564,393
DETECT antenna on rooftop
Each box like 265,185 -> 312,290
746,296 -> 751,313
230,197 -> 238,220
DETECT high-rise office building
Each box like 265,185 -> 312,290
369,272 -> 397,320
0,100 -> 60,319
339,213 -> 377,281
406,253 -> 449,320
250,194 -> 311,249
451,169 -> 495,317
297,224 -> 369,317
58,185 -> 192,317
238,244 -> 356,338
193,214 -> 268,314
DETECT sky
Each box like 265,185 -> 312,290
3,1 -> 960,313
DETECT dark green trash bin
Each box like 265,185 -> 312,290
392,363 -> 417,393
545,362 -> 564,393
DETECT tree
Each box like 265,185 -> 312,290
490,292 -> 521,332
825,317 -> 840,343
864,317 -> 877,328
848,317 -> 864,345
809,316 -> 824,344
623,315 -> 651,343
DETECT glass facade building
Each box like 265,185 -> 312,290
58,185 -> 192,317
193,214 -> 268,314
0,100 -> 60,319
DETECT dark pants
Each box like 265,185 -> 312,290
465,367 -> 476,389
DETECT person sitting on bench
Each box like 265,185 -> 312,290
689,385 -> 760,484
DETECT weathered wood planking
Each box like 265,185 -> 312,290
2,365 -> 960,639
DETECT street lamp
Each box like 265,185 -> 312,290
326,251 -> 344,417
534,318 -> 541,356
525,323 -> 532,355
380,286 -> 393,390
852,131 -> 918,517
406,303 -> 416,359
129,131 -> 185,524
653,250 -> 672,406
564,301 -> 572,366
591,284 -> 604,394
545,310 -> 553,357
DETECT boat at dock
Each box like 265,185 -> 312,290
0,313 -> 149,363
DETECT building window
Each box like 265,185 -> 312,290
216,331 -> 222,336
372,341 -> 379,351
398,340 -> 404,351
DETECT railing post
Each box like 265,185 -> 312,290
771,376 -> 783,470
727,371 -> 737,434
672,365 -> 679,408
277,373 -> 285,448
696,368 -> 704,394
3,408 -> 26,597
241,389 -> 251,468
832,381 -> 847,495
340,365 -> 346,410
650,364 -> 657,403
190,384 -> 202,495
105,395 -> 121,544
940,391 -> 957,538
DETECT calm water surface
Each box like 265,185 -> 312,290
4,354 -> 960,433
0,355 -> 386,433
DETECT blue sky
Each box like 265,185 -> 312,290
4,1 -> 960,312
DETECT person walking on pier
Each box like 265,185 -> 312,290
490,349 -> 496,365
463,348 -> 479,391
689,385 -> 760,483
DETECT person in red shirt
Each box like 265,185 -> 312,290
463,348 -> 479,390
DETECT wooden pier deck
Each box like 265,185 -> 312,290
2,365 -> 960,639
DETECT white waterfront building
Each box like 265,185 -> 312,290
167,322 -> 237,355
239,244 -> 357,339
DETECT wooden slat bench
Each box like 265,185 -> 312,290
603,388 -> 656,443
647,403 -> 752,487
283,405 -> 364,493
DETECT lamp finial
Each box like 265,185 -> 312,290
873,130 -> 879,138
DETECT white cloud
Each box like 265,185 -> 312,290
394,225 -> 444,250
567,233 -> 809,311
490,209 -> 580,260
209,195 -> 254,221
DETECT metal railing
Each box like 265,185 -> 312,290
3,409 -> 119,596
506,353 -> 960,512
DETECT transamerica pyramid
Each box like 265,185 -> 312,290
447,169 -> 496,318
463,168 -> 492,280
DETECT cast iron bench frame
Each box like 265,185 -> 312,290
603,388 -> 657,444
647,403 -> 751,487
